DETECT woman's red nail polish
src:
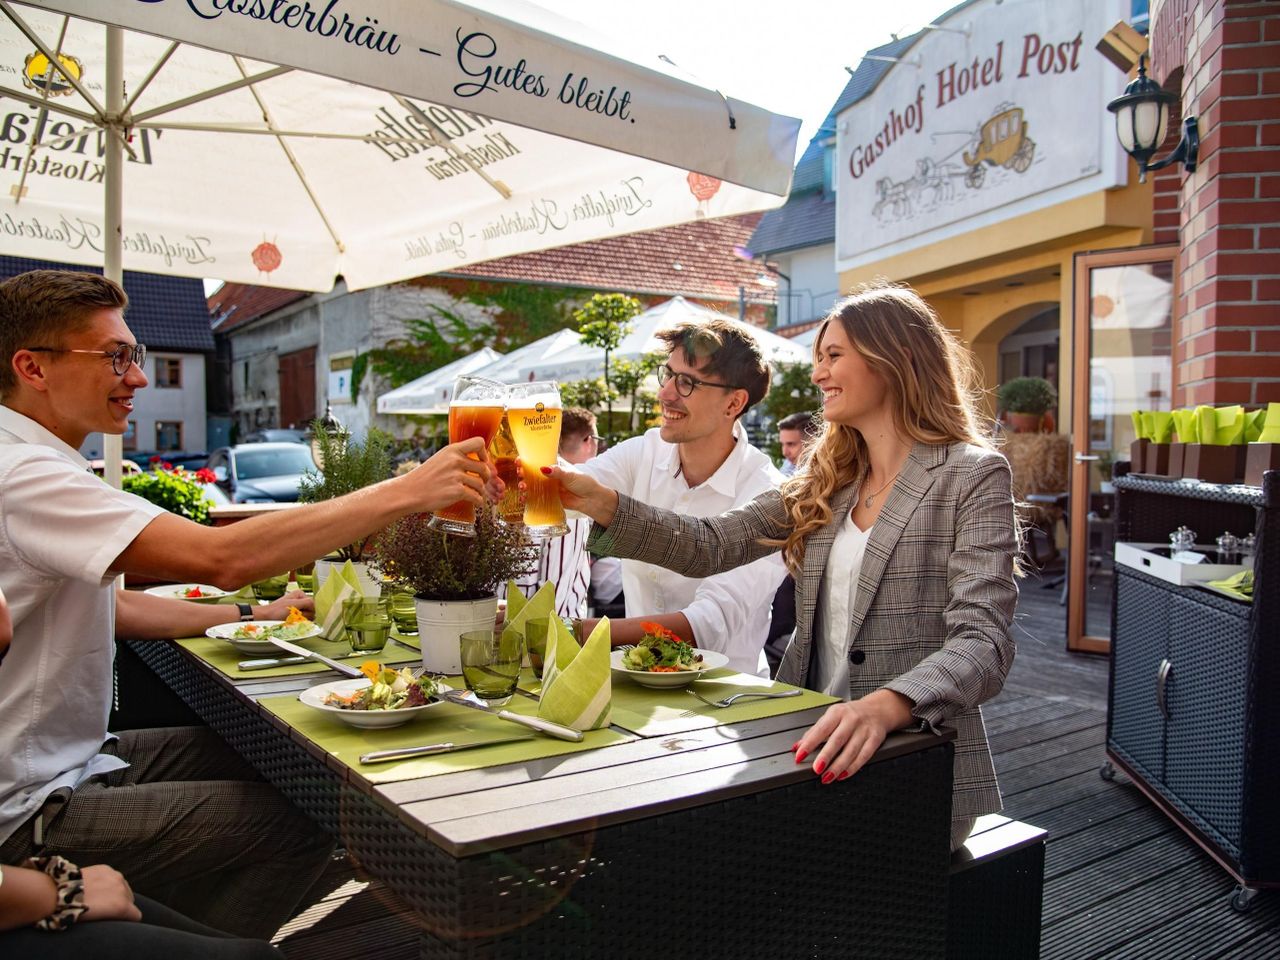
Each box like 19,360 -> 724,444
790,741 -> 800,753
837,771 -> 851,781
540,466 -> 552,476
821,771 -> 836,785
794,749 -> 808,764
813,759 -> 827,776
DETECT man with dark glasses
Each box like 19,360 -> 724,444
573,317 -> 786,678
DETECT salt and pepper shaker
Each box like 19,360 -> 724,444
1170,526 -> 1197,552
1239,533 -> 1257,562
1216,532 -> 1240,563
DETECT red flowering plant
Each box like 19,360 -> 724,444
120,461 -> 215,525
622,621 -> 704,673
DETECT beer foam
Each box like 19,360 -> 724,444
516,392 -> 561,409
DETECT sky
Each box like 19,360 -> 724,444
204,0 -> 949,296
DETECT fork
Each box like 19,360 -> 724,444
685,687 -> 803,709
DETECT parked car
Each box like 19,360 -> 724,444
89,459 -> 143,477
242,428 -> 309,444
204,442 -> 318,503
126,451 -> 210,471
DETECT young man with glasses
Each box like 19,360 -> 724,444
0,270 -> 491,939
573,318 -> 786,677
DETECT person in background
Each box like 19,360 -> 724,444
516,406 -> 599,619
0,270 -> 491,939
777,409 -> 821,478
551,282 -> 1018,851
573,317 -> 787,678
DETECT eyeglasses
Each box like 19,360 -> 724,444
26,343 -> 146,376
655,363 -> 742,398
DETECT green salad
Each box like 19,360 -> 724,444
622,623 -> 705,672
324,665 -> 439,711
230,620 -> 315,641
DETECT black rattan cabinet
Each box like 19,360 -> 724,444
1105,469 -> 1279,912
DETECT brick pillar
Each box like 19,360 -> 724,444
1153,0 -> 1280,407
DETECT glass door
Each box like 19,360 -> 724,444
1068,245 -> 1177,654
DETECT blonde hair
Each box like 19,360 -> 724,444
774,281 -> 993,574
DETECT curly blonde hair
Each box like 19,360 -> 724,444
773,281 -> 993,574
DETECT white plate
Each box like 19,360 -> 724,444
144,583 -> 228,603
205,620 -> 323,655
610,648 -> 730,688
298,678 -> 450,728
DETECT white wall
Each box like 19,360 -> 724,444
79,351 -> 208,459
774,243 -> 839,327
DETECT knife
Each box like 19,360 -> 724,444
359,736 -> 535,764
268,637 -> 364,678
443,689 -> 584,741
238,655 -> 308,671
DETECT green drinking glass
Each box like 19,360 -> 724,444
342,596 -> 392,654
460,628 -> 522,706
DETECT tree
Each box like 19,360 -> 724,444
761,362 -> 823,460
610,351 -> 663,435
574,293 -> 642,438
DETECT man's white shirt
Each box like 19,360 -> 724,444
580,422 -> 786,677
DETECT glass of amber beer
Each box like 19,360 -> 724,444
507,381 -> 568,539
430,375 -> 506,537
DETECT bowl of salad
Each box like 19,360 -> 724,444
299,662 -> 446,728
609,622 -> 729,688
206,607 -> 321,654
144,583 -> 228,603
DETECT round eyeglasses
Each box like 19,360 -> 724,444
26,342 -> 147,376
655,363 -> 742,398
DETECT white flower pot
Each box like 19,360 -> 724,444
313,557 -> 380,596
415,595 -> 498,676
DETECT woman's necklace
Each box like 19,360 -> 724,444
861,468 -> 901,509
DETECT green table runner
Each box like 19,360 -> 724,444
525,669 -> 837,737
175,635 -> 421,680
260,682 -> 635,784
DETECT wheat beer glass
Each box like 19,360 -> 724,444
490,411 -> 524,527
430,375 -> 506,537
507,381 -> 568,539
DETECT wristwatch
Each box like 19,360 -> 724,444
237,603 -> 255,622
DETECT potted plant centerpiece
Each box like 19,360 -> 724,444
373,505 -> 533,675
997,377 -> 1057,434
299,424 -> 394,595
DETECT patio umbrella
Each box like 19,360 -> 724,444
0,0 -> 799,479
375,346 -> 503,415
467,327 -> 583,383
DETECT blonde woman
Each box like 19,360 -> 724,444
548,283 -> 1017,851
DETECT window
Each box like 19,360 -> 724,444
156,421 -> 183,452
155,356 -> 182,388
122,420 -> 137,451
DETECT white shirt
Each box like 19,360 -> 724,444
581,423 -> 786,677
0,406 -> 164,844
813,514 -> 872,697
516,516 -> 591,619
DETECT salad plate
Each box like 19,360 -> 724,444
206,618 -> 323,655
610,648 -> 728,688
299,674 -> 450,729
145,583 -> 228,603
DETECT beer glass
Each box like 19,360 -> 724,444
490,411 -> 524,527
507,381 -> 568,539
430,375 -> 506,537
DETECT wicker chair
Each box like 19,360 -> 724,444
1004,432 -> 1071,568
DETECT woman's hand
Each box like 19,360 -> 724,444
539,464 -> 618,526
792,690 -> 914,783
407,438 -> 491,513
258,591 -> 313,620
79,864 -> 142,923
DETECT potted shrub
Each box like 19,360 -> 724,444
120,461 -> 217,586
299,426 -> 394,595
373,506 -> 534,674
997,377 -> 1057,433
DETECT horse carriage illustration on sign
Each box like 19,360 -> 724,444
961,106 -> 1035,188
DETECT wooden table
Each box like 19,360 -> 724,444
129,640 -> 957,959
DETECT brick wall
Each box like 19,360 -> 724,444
1152,0 -> 1280,407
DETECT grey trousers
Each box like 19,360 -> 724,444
0,727 -> 334,940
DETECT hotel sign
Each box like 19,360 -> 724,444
836,0 -> 1129,270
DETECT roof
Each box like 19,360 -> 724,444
747,188 -> 837,257
0,256 -> 215,352
446,213 -> 769,303
208,282 -> 309,334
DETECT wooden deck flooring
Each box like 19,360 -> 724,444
270,569 -> 1279,958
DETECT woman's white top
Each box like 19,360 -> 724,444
812,512 -> 872,698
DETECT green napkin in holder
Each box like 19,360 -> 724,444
1245,403 -> 1280,486
1184,406 -> 1246,484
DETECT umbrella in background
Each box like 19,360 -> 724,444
375,346 -> 503,415
467,327 -> 583,383
0,0 -> 800,480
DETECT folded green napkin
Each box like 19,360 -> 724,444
1138,411 -> 1173,443
1245,408 -> 1267,443
1259,403 -> 1280,444
1206,569 -> 1253,602
538,617 -> 611,731
504,579 -> 554,637
1171,408 -> 1199,444
314,559 -> 364,641
1196,405 -> 1245,445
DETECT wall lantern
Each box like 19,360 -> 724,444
309,402 -> 345,470
1106,54 -> 1198,183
